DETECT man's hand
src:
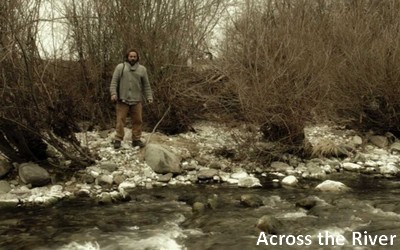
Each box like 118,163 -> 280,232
111,95 -> 118,102
147,98 -> 153,104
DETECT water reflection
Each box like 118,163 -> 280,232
1,176 -> 400,250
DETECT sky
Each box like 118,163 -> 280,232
38,0 -> 69,57
36,0 -> 240,58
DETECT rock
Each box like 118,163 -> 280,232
98,175 -> 113,185
256,215 -> 283,234
352,135 -> 363,146
213,175 -> 221,182
177,193 -> 198,205
98,130 -> 109,139
143,168 -> 154,178
208,161 -> 224,170
50,185 -> 63,194
320,164 -> 334,174
353,153 -> 367,163
98,162 -> 119,172
118,181 -> 136,192
238,176 -> 262,188
182,161 -> 198,171
0,160 -> 12,179
226,178 -> 239,184
75,189 -> 91,197
369,135 -> 388,148
0,180 -> 11,194
77,173 -> 95,184
192,202 -> 206,214
380,164 -> 399,175
97,192 -> 112,205
197,169 -> 219,180
207,194 -> 219,209
144,144 -> 182,174
270,161 -> 293,172
186,175 -> 197,183
315,180 -> 350,192
113,175 -> 126,185
175,175 -> 187,182
342,162 -> 363,172
195,156 -> 210,167
390,142 -> 400,153
0,199 -> 19,209
10,185 -> 31,195
89,169 -> 100,178
281,175 -> 298,186
158,173 -> 173,183
303,162 -> 327,179
307,203 -> 338,218
117,189 -> 131,202
18,163 -> 50,187
109,190 -> 125,201
296,196 -> 325,210
231,171 -> 248,179
240,194 -> 263,207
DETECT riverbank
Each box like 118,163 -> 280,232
0,121 -> 400,209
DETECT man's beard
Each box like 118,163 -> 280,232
128,59 -> 137,65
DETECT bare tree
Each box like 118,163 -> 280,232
0,0 -> 228,165
0,0 -> 95,167
62,0 -> 227,133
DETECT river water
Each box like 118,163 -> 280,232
1,174 -> 400,250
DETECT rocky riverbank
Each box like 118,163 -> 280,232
0,121 -> 399,209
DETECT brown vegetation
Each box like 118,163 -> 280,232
2,0 -> 400,167
220,0 -> 400,152
0,0 -> 227,166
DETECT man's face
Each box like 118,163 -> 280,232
128,52 -> 138,65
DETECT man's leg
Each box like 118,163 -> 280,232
130,102 -> 143,141
115,101 -> 129,141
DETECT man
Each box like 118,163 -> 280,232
110,49 -> 153,149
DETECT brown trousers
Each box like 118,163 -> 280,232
115,101 -> 142,141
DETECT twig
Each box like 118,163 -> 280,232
146,105 -> 171,145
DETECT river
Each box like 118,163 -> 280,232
1,174 -> 400,250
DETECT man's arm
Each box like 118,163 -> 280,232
142,67 -> 153,103
110,63 -> 123,101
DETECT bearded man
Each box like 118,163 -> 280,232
110,49 -> 153,149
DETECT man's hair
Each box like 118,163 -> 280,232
125,49 -> 140,61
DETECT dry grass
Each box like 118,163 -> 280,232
308,138 -> 349,158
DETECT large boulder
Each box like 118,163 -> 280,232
18,163 -> 50,187
144,144 -> 182,174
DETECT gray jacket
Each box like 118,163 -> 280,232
110,62 -> 153,103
